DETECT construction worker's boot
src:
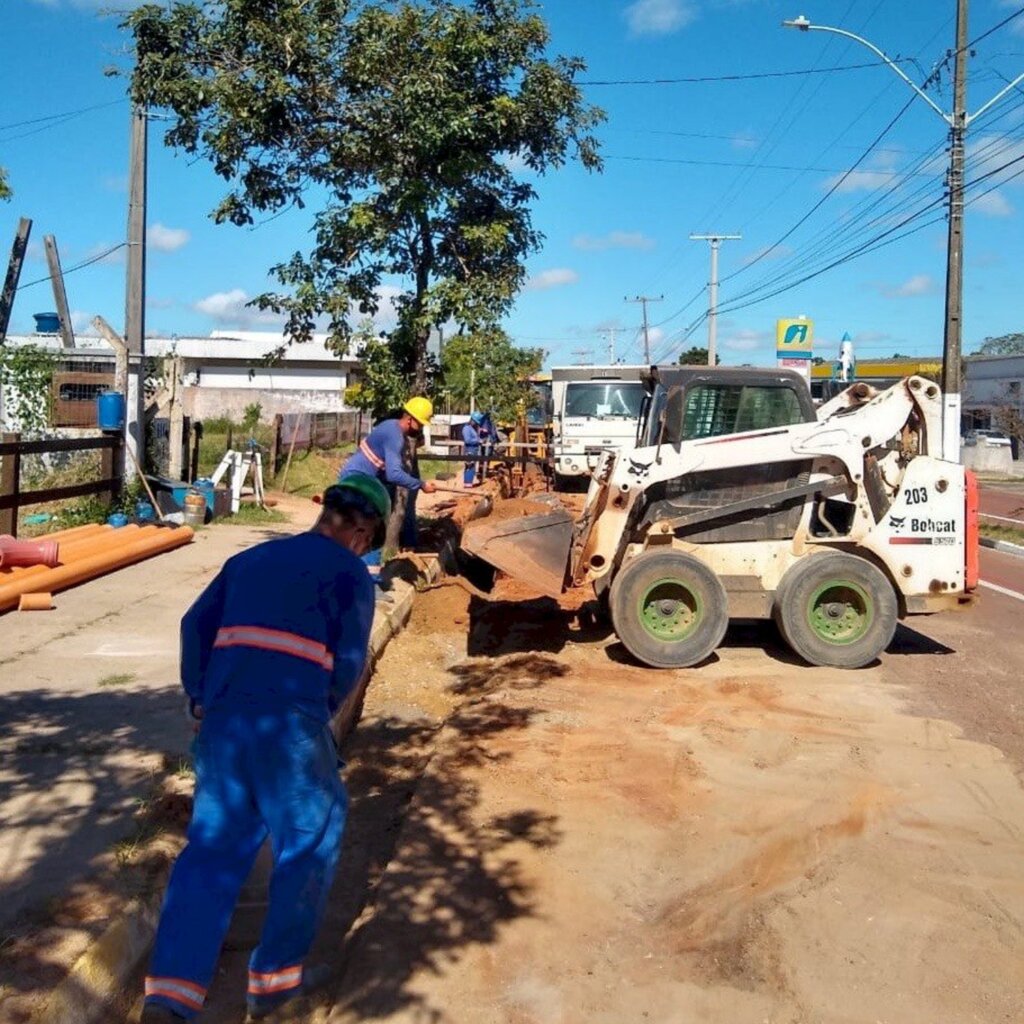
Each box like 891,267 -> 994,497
245,963 -> 332,1021
140,1004 -> 189,1023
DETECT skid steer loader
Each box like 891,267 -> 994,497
448,367 -> 979,670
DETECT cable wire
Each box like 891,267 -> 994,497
16,243 -> 129,292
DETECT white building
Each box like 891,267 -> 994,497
963,354 -> 1024,432
0,330 -> 363,430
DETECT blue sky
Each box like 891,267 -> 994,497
2,0 -> 1023,369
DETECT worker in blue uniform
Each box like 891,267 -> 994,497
141,475 -> 391,1024
462,411 -> 485,487
339,396 -> 436,559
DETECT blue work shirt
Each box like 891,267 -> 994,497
462,422 -> 482,453
180,532 -> 375,723
340,418 -> 421,491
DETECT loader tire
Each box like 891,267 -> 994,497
609,550 -> 729,669
774,552 -> 897,669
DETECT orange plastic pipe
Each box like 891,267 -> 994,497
0,526 -> 194,612
38,524 -> 106,544
18,592 -> 53,611
0,527 -> 155,587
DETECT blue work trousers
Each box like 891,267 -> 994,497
144,710 -> 347,1019
463,445 -> 481,487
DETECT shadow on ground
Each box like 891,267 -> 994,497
467,595 -> 612,658
304,651 -> 563,1024
0,685 -> 192,1022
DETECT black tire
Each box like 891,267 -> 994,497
609,550 -> 729,668
774,552 -> 898,669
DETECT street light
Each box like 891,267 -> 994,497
783,7 -> 1024,463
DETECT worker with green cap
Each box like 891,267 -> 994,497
142,475 -> 390,1024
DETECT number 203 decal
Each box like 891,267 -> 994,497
905,486 -> 929,505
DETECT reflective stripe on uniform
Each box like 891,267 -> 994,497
214,626 -> 334,671
248,964 -> 303,995
359,438 -> 385,469
145,976 -> 206,1011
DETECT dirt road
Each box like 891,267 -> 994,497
218,576 -> 1024,1024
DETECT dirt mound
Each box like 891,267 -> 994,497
407,582 -> 473,636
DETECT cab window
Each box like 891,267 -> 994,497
677,384 -> 805,440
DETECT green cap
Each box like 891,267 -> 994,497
328,474 -> 392,523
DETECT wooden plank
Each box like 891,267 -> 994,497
0,477 -> 122,512
0,431 -> 20,535
99,435 -> 122,507
0,435 -> 119,457
0,218 -> 32,341
43,234 -> 76,350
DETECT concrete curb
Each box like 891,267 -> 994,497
34,555 -> 443,1024
980,536 -> 1024,559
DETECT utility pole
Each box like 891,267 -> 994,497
625,295 -> 663,364
0,218 -> 32,342
124,107 -> 148,479
43,235 -> 76,350
571,348 -> 593,365
783,6 -> 1024,461
690,234 -> 741,366
941,0 -> 969,461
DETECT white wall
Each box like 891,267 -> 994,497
191,364 -> 348,392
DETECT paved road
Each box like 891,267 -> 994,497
979,480 -> 1024,528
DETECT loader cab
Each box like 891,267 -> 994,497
639,366 -> 816,448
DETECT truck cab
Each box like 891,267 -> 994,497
552,365 -> 646,484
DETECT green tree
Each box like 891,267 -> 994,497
977,333 -> 1024,356
344,333 -> 415,422
678,346 -> 719,366
441,326 -> 541,421
0,168 -> 11,202
0,344 -> 56,432
124,0 -> 603,390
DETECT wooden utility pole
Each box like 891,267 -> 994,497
0,218 -> 31,342
625,295 -> 663,364
941,0 -> 969,461
43,235 -> 76,349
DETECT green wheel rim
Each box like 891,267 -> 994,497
807,579 -> 873,645
638,578 -> 703,642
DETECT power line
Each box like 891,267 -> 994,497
0,99 -> 125,133
580,58 -> 917,86
967,4 -> 1024,51
16,243 -> 128,292
603,152 -> 936,175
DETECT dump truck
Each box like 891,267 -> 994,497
449,366 -> 979,670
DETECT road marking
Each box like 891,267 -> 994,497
979,580 -> 1024,603
979,512 -> 1024,526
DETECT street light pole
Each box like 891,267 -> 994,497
783,7 -> 1024,463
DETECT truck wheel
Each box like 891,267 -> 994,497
774,552 -> 897,669
609,550 -> 729,668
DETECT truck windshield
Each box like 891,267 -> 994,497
564,382 -> 645,420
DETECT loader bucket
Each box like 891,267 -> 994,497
459,496 -> 574,599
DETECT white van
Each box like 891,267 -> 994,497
551,366 -> 646,484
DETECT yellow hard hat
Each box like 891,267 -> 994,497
403,396 -> 433,425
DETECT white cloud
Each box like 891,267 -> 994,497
647,327 -> 666,347
572,231 -> 655,252
624,0 -> 695,37
194,289 -> 285,329
526,268 -> 579,291
148,223 -> 190,253
70,310 -> 96,334
731,132 -> 757,150
875,274 -> 938,298
86,242 -> 127,266
723,327 -> 772,352
972,190 -> 1014,217
1000,0 -> 1024,35
741,243 -> 793,266
147,296 -> 176,310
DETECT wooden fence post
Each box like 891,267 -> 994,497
100,435 -> 123,508
270,414 -> 283,475
0,431 -> 22,537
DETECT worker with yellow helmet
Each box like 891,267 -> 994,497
339,397 -> 437,539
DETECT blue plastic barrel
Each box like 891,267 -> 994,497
107,512 -> 129,528
191,477 -> 216,514
96,391 -> 126,431
33,312 -> 60,333
135,499 -> 155,522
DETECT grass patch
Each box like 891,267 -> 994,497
273,445 -> 352,496
220,503 -> 288,526
97,672 -> 136,688
980,523 -> 1024,546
